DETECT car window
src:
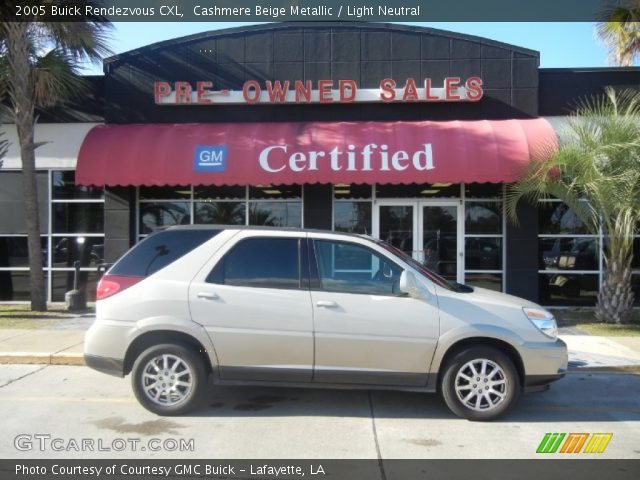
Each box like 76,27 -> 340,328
207,237 -> 300,289
109,229 -> 221,277
313,239 -> 402,295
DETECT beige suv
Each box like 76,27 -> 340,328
85,226 -> 567,421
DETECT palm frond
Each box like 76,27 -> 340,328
32,49 -> 86,107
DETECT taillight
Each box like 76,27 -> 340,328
96,275 -> 143,300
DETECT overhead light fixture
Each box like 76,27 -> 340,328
334,183 -> 350,187
175,190 -> 192,195
334,189 -> 351,195
262,189 -> 282,195
432,183 -> 452,188
420,189 -> 440,195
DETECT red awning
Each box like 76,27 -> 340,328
75,119 -> 557,187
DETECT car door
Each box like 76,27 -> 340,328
189,231 -> 314,382
309,235 -> 439,386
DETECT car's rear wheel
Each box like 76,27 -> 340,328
440,346 -> 520,421
131,343 -> 207,416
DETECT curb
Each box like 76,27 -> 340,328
0,352 -> 85,366
568,365 -> 640,374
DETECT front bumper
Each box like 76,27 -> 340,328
519,338 -> 568,391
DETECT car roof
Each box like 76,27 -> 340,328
163,224 -> 371,240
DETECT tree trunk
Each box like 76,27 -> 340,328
4,23 -> 47,311
595,255 -> 635,324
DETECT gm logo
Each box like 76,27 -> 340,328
536,432 -> 613,454
194,145 -> 227,172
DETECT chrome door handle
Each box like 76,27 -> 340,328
316,300 -> 338,308
197,292 -> 219,300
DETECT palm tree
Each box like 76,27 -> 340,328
0,13 -> 111,310
596,1 -> 640,66
507,88 -> 640,324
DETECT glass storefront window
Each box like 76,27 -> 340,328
52,171 -> 103,199
538,201 -> 590,235
465,237 -> 502,270
194,201 -> 245,225
248,202 -> 302,227
139,202 -> 191,234
333,202 -> 372,234
538,273 -> 599,306
0,237 -> 47,268
50,236 -> 104,268
0,271 -> 45,301
539,237 -> 599,271
465,202 -> 502,234
464,273 -> 502,292
53,203 -> 104,234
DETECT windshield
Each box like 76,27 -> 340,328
371,237 -> 468,293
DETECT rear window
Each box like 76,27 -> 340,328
110,229 -> 222,277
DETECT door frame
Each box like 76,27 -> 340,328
373,199 -> 464,283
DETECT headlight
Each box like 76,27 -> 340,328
523,307 -> 558,340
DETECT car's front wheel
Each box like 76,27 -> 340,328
440,346 -> 520,421
131,343 -> 207,416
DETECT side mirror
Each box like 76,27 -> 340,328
399,270 -> 422,298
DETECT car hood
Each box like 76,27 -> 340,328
459,286 -> 541,310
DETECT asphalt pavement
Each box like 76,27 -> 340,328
0,364 -> 639,459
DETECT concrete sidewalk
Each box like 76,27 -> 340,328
1,317 -> 640,373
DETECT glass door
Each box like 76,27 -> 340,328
375,203 -> 417,258
375,200 -> 463,283
419,203 -> 462,281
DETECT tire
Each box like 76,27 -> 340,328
131,343 -> 208,416
440,346 -> 520,421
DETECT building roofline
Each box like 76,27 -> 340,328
104,21 -> 539,69
540,66 -> 640,73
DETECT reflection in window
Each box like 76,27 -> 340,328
52,171 -> 103,199
539,238 -> 599,271
0,271 -> 43,301
334,202 -> 372,234
208,237 -> 300,289
195,202 -> 245,225
314,240 -> 402,295
53,203 -> 104,234
538,202 -> 589,235
248,202 -> 302,227
539,273 -> 599,306
50,236 -> 104,268
139,202 -> 190,234
465,238 -> 502,270
0,237 -> 48,268
465,202 -> 502,234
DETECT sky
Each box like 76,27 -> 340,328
82,22 -> 618,74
